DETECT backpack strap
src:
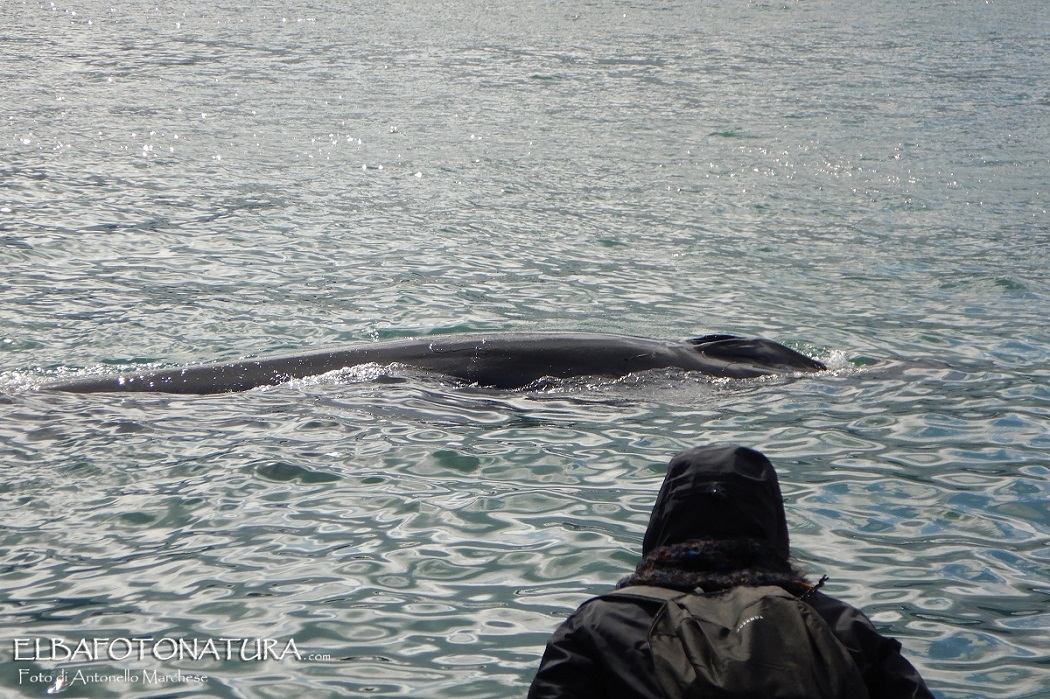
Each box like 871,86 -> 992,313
603,585 -> 692,603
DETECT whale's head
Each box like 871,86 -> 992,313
686,334 -> 826,372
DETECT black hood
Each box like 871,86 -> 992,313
641,445 -> 790,559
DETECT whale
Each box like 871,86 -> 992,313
41,332 -> 826,395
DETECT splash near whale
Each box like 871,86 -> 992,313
43,332 -> 826,395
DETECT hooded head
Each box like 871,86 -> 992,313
641,445 -> 790,560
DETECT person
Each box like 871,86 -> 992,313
527,444 -> 934,699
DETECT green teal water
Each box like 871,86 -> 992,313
2,1 -> 1048,697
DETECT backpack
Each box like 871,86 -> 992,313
604,585 -> 870,699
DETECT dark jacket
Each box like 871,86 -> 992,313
528,445 -> 934,699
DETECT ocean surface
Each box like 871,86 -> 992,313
2,0 -> 1048,697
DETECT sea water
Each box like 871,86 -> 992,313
1,1 -> 1048,697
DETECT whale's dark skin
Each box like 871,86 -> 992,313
42,332 -> 826,395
